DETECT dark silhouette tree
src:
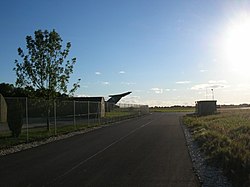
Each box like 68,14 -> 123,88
0,83 -> 15,97
14,29 -> 80,130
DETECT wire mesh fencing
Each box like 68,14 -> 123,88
0,97 -> 149,142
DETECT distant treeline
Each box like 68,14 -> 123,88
0,83 -> 68,98
150,105 -> 195,109
218,104 -> 250,108
151,104 -> 250,109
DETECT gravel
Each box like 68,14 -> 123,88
181,122 -> 233,187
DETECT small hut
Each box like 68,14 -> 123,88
0,94 -> 7,123
55,97 -> 105,118
196,100 -> 217,116
73,97 -> 105,118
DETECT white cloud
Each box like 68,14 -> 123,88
191,84 -> 210,90
144,99 -> 193,107
191,80 -> 228,90
119,96 -> 141,104
102,82 -> 110,85
210,84 -> 225,89
200,69 -> 208,73
208,80 -> 227,84
121,82 -> 136,85
150,88 -> 163,94
119,71 -> 125,74
176,81 -> 191,84
95,72 -> 101,75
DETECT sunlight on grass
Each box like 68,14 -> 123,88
183,109 -> 250,186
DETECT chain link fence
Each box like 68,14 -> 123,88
0,97 -> 149,142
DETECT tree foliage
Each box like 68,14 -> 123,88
14,29 -> 80,99
0,82 -> 68,98
13,29 -> 80,130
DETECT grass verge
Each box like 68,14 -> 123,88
183,109 -> 250,186
0,122 -> 99,150
0,111 -> 143,150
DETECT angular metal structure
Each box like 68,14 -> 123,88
107,91 -> 132,104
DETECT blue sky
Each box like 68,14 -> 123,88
1,0 -> 250,106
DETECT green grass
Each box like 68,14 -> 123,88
0,122 -> 101,150
150,107 -> 195,113
105,111 -> 136,118
183,109 -> 250,186
0,110 -> 141,150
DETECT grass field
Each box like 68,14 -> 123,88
183,109 -> 250,186
0,111 -> 142,150
150,106 -> 195,113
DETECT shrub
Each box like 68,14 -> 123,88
7,100 -> 24,137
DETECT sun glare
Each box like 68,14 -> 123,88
222,13 -> 250,73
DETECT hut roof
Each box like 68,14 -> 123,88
73,97 -> 104,102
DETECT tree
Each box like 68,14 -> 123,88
0,83 -> 15,97
0,83 -> 31,97
14,29 -> 80,130
7,99 -> 24,138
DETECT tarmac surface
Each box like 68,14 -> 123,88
0,113 -> 199,187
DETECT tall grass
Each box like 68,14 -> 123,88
183,109 -> 250,186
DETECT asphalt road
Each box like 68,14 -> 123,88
0,113 -> 199,187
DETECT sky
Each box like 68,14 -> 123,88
1,0 -> 250,106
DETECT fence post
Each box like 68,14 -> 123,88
98,102 -> 101,125
88,101 -> 90,126
73,100 -> 76,129
25,97 -> 29,142
54,100 -> 57,135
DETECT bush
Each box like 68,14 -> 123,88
7,100 -> 24,137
